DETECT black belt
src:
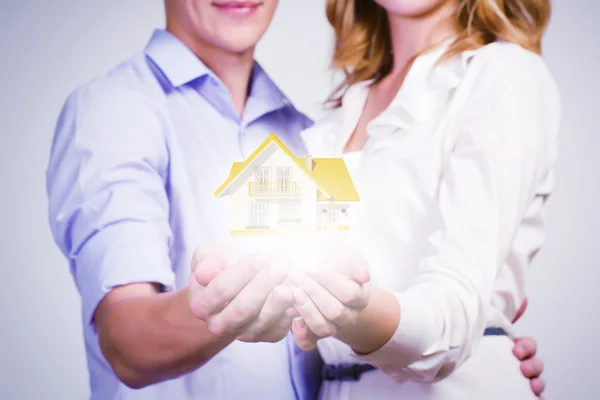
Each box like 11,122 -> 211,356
321,363 -> 377,381
322,327 -> 507,381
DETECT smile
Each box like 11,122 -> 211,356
211,1 -> 263,17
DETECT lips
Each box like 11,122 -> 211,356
212,1 -> 263,16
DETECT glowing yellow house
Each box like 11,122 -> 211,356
214,133 -> 360,236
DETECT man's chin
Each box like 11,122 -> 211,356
223,43 -> 258,56
214,28 -> 267,55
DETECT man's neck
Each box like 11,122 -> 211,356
167,27 -> 255,117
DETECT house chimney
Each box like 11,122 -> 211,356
306,154 -> 312,171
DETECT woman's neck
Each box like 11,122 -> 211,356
387,3 -> 459,76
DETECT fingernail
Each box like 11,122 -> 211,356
514,346 -> 525,358
274,285 -> 291,300
286,307 -> 298,317
294,318 -> 306,329
293,288 -> 307,305
354,269 -> 370,284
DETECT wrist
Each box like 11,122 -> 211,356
334,288 -> 400,355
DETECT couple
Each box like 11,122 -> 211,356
46,0 -> 558,399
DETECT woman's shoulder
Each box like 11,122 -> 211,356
474,40 -> 544,64
465,41 -> 558,92
457,41 -> 560,113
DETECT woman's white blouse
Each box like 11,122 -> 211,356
301,41 -> 561,383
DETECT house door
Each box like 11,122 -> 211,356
324,205 -> 338,230
250,200 -> 269,228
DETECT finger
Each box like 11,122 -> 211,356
304,269 -> 369,310
191,252 -> 270,320
513,337 -> 537,360
292,287 -> 336,338
289,272 -> 355,327
192,243 -> 241,269
241,285 -> 294,340
208,261 -> 289,337
530,378 -> 545,396
520,358 -> 544,379
286,307 -> 300,317
256,311 -> 294,343
512,297 -> 528,323
292,318 -> 318,351
329,248 -> 370,284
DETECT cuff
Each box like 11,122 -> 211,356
74,223 -> 176,332
351,290 -> 437,368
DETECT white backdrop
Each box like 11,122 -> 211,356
0,1 -> 598,398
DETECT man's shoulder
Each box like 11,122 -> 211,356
67,51 -> 168,115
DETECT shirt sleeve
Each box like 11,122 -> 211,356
351,52 -> 561,382
46,82 -> 176,330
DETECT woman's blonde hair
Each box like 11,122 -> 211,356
326,0 -> 552,106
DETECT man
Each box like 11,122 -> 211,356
46,0 -> 546,399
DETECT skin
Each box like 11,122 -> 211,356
291,0 -> 546,397
288,255 -> 545,398
164,0 -> 279,115
95,0 -> 286,389
94,0 -> 545,396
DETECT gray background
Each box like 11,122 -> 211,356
0,0 -> 598,398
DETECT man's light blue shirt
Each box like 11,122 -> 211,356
46,29 -> 321,400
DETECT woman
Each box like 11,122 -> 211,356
287,0 -> 559,399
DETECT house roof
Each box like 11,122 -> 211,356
311,158 -> 359,202
214,133 -> 359,202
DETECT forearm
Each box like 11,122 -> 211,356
337,281 -> 489,383
97,287 -> 233,388
335,288 -> 400,355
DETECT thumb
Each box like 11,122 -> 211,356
512,297 -> 529,324
333,251 -> 370,284
292,318 -> 318,351
191,243 -> 242,286
194,255 -> 227,287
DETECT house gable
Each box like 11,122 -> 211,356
214,134 -> 333,199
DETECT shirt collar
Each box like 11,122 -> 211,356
242,63 -> 295,125
248,62 -> 291,107
325,36 -> 479,148
144,29 -> 294,121
145,29 -> 212,88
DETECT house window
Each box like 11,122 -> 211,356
279,202 -> 298,221
255,167 -> 271,195
250,201 -> 269,227
277,167 -> 292,195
